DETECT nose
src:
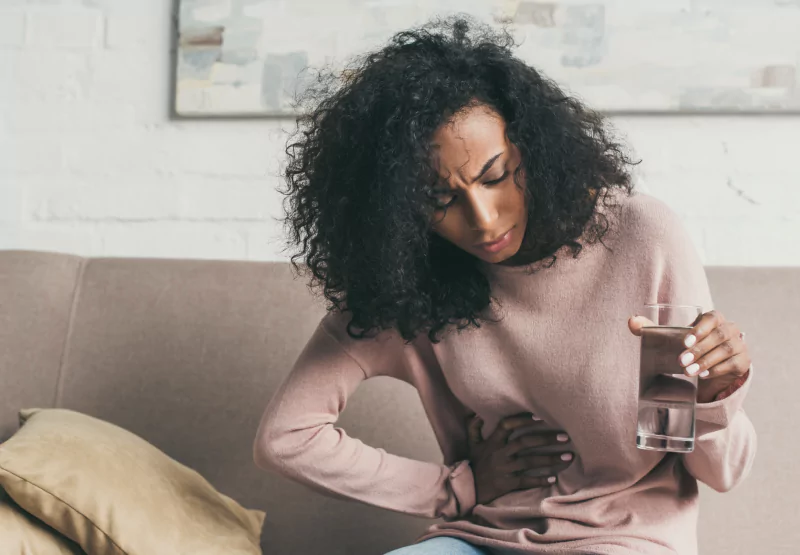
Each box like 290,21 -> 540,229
465,189 -> 500,231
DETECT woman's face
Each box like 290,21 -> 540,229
429,105 -> 529,264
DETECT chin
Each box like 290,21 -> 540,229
497,251 -> 518,263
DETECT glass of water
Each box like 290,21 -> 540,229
636,303 -> 703,453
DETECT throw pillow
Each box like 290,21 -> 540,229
0,408 -> 265,555
0,488 -> 83,555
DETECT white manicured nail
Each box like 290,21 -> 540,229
680,352 -> 695,366
548,476 -> 557,484
686,363 -> 700,375
557,433 -> 569,442
699,370 -> 710,378
684,334 -> 697,348
561,453 -> 573,461
532,415 -> 542,421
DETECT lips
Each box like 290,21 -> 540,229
475,228 -> 513,253
478,233 -> 507,247
477,228 -> 511,246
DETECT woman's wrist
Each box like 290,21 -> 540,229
711,367 -> 751,402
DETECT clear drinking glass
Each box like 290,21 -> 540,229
636,303 -> 703,453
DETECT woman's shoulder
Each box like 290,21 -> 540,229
598,189 -> 702,273
606,190 -> 685,248
615,190 -> 680,232
320,310 -> 405,347
318,309 -> 429,380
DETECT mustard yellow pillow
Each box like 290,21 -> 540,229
0,488 -> 83,555
0,408 -> 265,555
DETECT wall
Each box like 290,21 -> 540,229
1,0 -> 798,265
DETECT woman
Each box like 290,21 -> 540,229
254,17 -> 755,555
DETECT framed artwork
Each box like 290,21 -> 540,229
175,0 -> 800,117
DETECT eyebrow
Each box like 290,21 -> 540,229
470,152 -> 504,183
430,151 -> 505,194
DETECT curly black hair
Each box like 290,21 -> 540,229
281,16 -> 635,343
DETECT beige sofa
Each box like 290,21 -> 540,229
0,250 -> 795,554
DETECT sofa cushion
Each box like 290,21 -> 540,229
0,408 -> 265,555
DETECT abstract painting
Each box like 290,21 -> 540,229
175,0 -> 800,116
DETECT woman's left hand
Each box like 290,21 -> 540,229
629,310 -> 752,403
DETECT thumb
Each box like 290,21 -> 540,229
628,315 -> 655,337
467,415 -> 483,446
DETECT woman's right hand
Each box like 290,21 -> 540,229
466,413 -> 573,505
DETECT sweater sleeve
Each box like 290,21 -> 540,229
643,196 -> 757,493
252,312 -> 476,520
687,369 -> 756,492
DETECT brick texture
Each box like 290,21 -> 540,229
0,9 -> 25,47
0,0 -> 798,265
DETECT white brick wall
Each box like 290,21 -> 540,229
1,0 -> 798,265
0,9 -> 25,48
25,6 -> 103,50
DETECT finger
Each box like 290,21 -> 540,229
466,415 -> 484,446
489,414 -> 540,445
513,474 -> 559,491
506,452 -> 574,473
507,431 -> 570,455
700,352 -> 751,380
628,315 -> 655,337
681,310 -> 726,349
679,322 -> 741,377
684,333 -> 743,378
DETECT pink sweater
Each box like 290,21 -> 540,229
254,192 -> 756,554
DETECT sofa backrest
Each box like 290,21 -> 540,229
0,250 -> 796,554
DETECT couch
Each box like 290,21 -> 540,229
0,250 -> 795,554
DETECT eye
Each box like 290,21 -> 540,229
433,194 -> 457,210
428,185 -> 457,210
485,170 -> 509,186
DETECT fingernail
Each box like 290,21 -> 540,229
684,334 -> 697,348
548,476 -> 557,484
686,363 -> 700,376
532,415 -> 542,421
561,453 -> 573,461
699,370 -> 710,378
557,433 -> 569,442
680,352 -> 695,366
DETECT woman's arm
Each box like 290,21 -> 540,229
630,195 -> 757,492
253,313 -> 476,520
685,371 -> 757,492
